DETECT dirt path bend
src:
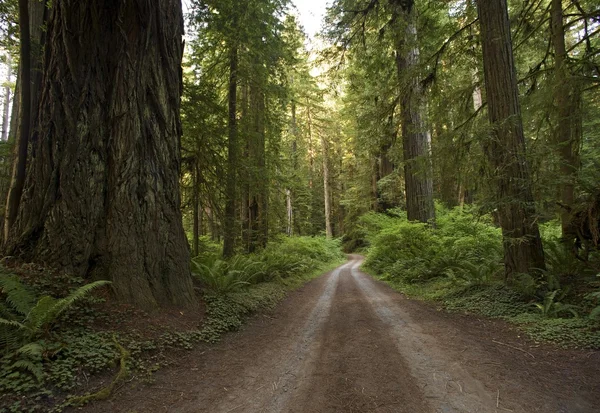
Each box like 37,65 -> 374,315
88,256 -> 600,413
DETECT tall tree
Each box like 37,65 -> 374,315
1,56 -> 10,142
550,0 -> 582,238
223,44 -> 239,258
4,0 -> 196,309
390,0 -> 435,224
476,0 -> 546,278
4,0 -> 31,241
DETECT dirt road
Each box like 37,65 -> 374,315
89,256 -> 600,413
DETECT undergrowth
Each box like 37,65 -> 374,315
357,204 -> 600,350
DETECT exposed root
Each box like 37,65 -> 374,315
68,335 -> 130,407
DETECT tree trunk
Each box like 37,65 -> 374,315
391,1 -> 435,224
476,0 -> 546,278
7,66 -> 19,143
223,45 -> 238,258
4,0 -> 32,241
321,133 -> 333,238
1,56 -> 10,142
551,0 -> 581,239
246,83 -> 267,252
4,0 -> 196,309
192,161 -> 200,257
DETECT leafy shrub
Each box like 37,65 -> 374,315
192,236 -> 343,293
366,221 -> 437,277
365,206 -> 502,285
191,256 -> 260,293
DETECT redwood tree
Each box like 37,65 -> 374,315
390,0 -> 435,225
4,0 -> 196,308
477,0 -> 546,278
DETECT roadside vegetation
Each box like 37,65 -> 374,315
0,236 -> 343,412
345,205 -> 600,350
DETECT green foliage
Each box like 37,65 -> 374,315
532,290 -> 580,319
0,274 -> 110,352
366,206 -> 502,285
511,313 -> 600,349
192,236 -> 343,294
363,205 -> 600,349
191,257 -> 255,293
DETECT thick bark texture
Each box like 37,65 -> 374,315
5,0 -> 195,309
551,0 -> 582,238
477,0 -> 546,278
391,1 -> 435,224
223,46 -> 238,258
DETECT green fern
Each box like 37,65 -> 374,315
192,257 -> 254,293
533,290 -> 580,318
0,275 -> 36,317
1,275 -> 111,352
10,359 -> 44,382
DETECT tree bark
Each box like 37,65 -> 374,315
391,0 -> 435,224
4,0 -> 196,309
476,0 -> 546,278
551,0 -> 581,239
192,161 -> 200,257
223,45 -> 238,258
1,55 -> 10,142
4,0 -> 32,241
321,133 -> 333,238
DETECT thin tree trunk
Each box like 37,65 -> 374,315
4,0 -> 196,309
4,0 -> 32,242
321,133 -> 332,238
286,189 -> 293,236
1,56 -> 10,142
223,45 -> 238,258
7,66 -> 19,143
551,0 -> 581,238
307,102 -> 314,189
192,161 -> 200,257
476,0 -> 546,278
391,1 -> 435,224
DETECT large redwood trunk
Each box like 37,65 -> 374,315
477,0 -> 546,278
4,0 -> 195,309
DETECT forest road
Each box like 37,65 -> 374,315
88,256 -> 600,413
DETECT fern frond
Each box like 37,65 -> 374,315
11,359 -> 44,382
16,342 -> 44,358
0,275 -> 36,316
0,318 -> 27,351
50,280 -> 111,320
24,296 -> 56,337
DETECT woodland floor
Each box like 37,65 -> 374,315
80,256 -> 599,413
